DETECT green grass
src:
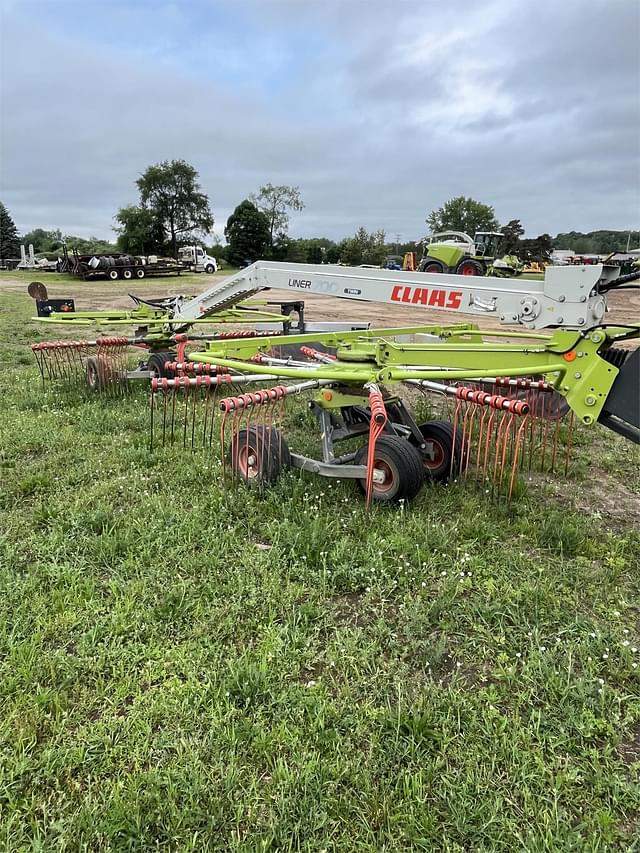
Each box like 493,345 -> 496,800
0,292 -> 639,851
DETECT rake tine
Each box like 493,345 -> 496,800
202,381 -> 211,450
150,388 -> 155,452
564,411 -> 575,476
482,409 -> 497,483
190,380 -> 198,450
508,417 -> 529,499
475,408 -> 490,483
450,397 -> 462,481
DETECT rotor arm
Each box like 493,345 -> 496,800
172,260 -> 613,331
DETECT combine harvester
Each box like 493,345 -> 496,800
31,260 -> 639,505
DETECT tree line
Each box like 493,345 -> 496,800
1,162 -> 638,265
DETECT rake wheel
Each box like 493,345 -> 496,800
230,426 -> 291,486
86,355 -> 116,392
355,435 -> 425,503
414,420 -> 465,482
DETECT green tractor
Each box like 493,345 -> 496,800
418,231 -> 503,276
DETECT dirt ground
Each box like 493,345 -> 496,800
1,270 -> 638,339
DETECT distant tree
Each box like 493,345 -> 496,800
340,227 -> 387,266
553,230 -> 640,254
306,245 -> 323,264
22,227 -> 61,253
427,196 -> 499,237
270,234 -> 290,261
68,236 -> 118,255
224,200 -> 270,267
0,202 -> 20,260
250,183 -> 304,249
325,244 -> 341,264
208,239 -> 228,262
520,233 -> 553,262
500,219 -> 525,255
114,206 -> 164,255
117,159 -> 213,257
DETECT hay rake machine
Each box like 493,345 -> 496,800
29,262 -> 639,505
139,261 -> 639,505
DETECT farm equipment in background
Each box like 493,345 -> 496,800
419,231 -> 504,276
15,244 -> 59,272
63,245 -> 184,281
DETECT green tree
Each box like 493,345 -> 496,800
500,219 -> 525,255
250,184 -> 304,249
326,244 -> 341,264
553,230 -> 640,254
118,159 -> 213,257
427,196 -> 499,237
114,206 -> 164,255
520,234 -> 553,262
340,227 -> 387,266
0,202 -> 20,260
22,227 -> 62,253
224,200 -> 270,267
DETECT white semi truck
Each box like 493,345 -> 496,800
177,245 -> 218,274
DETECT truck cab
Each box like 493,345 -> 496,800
178,245 -> 218,274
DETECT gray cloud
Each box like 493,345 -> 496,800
1,0 -> 638,242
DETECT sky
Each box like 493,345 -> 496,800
1,0 -> 639,243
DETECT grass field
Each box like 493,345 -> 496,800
1,287 -> 639,851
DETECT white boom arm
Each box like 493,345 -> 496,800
172,261 -> 616,331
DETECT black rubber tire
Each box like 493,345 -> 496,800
147,351 -> 177,379
412,420 -> 466,482
135,267 -> 145,279
122,268 -> 133,280
108,268 -> 120,281
205,263 -> 215,274
86,355 -> 115,392
230,426 -> 291,486
419,258 -> 445,274
455,258 -> 484,276
355,435 -> 425,503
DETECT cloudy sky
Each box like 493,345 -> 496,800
1,0 -> 638,243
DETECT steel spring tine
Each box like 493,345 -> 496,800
475,408 -> 490,483
539,389 -> 550,470
232,401 -> 241,482
450,398 -> 462,481
550,402 -> 561,473
482,409 -> 496,483
465,404 -> 478,479
460,402 -> 472,481
564,411 -> 575,476
190,380 -> 198,449
169,384 -> 178,445
492,412 -> 507,493
161,385 -> 167,447
265,392 -> 273,485
508,417 -> 529,499
150,388 -> 155,452
210,378 -> 223,449
501,413 -> 516,491
182,381 -> 190,449
202,380 -> 211,450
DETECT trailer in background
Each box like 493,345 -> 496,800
66,246 -> 184,281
